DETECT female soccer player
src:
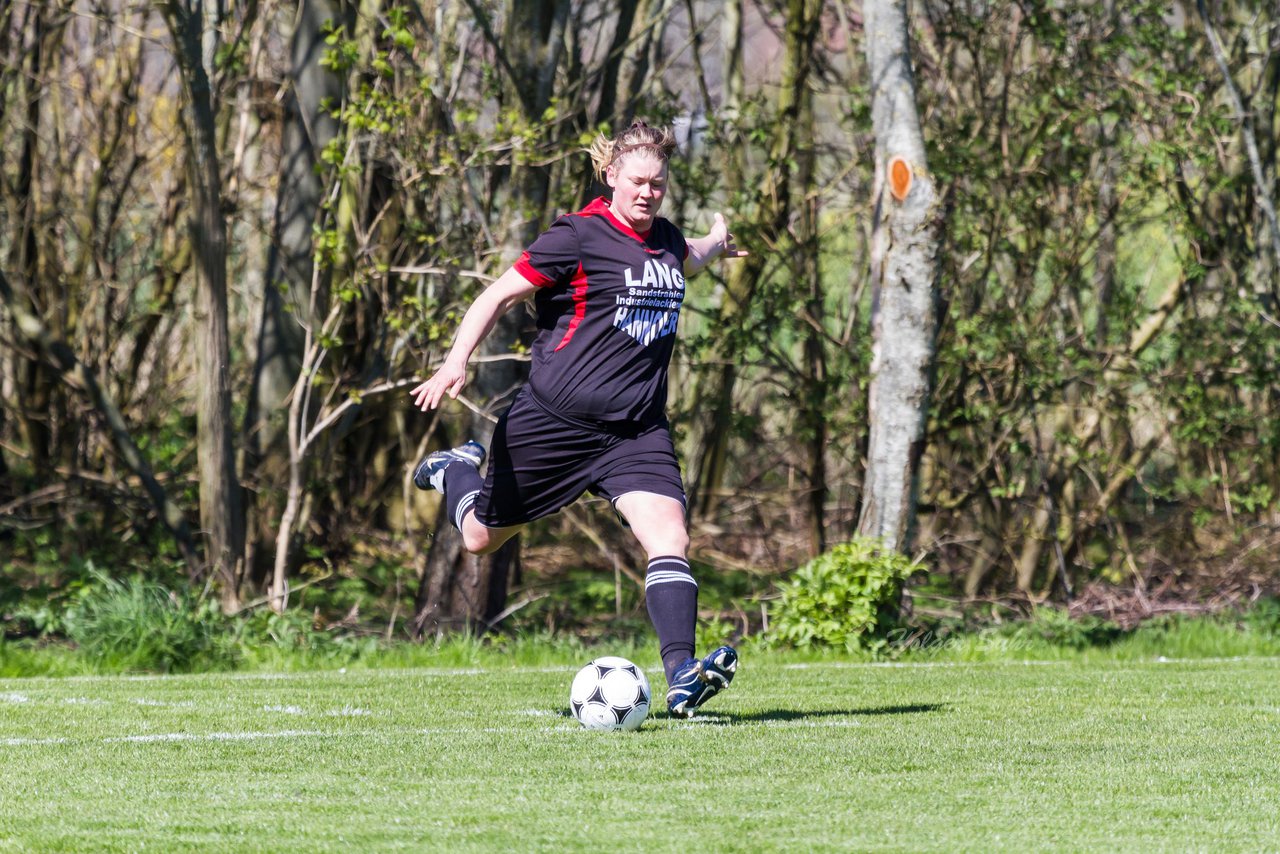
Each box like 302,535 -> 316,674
409,121 -> 745,717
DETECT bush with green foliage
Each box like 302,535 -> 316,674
58,571 -> 242,673
991,606 -> 1123,651
767,539 -> 919,652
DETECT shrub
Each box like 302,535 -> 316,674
993,606 -> 1123,650
61,571 -> 241,673
236,608 -> 382,669
767,538 -> 919,653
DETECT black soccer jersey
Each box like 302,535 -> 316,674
514,197 -> 689,424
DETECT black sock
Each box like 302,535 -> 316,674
645,556 -> 697,683
443,462 -> 483,531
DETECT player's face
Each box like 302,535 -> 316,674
607,154 -> 668,232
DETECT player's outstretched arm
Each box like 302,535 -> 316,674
410,267 -> 538,411
685,212 -> 748,277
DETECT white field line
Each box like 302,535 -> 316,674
1,730 -> 327,747
781,656 -> 1280,669
0,694 -> 372,716
0,665 -> 579,688
760,719 -> 863,728
0,709 -> 903,748
782,661 -> 1062,669
4,657 -> 1277,699
0,723 -> 591,749
111,729 -> 326,744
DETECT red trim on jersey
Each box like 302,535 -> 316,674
581,196 -> 653,242
514,252 -> 556,287
553,263 -> 589,352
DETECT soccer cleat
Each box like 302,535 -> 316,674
665,645 -> 738,718
412,440 -> 486,493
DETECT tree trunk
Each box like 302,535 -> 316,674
161,0 -> 244,609
1093,117 -> 1117,350
1197,0 -> 1280,285
690,0 -> 820,521
857,0 -> 943,553
9,2 -> 55,483
687,0 -> 743,520
795,21 -> 825,555
413,521 -> 521,637
595,0 -> 656,129
246,0 -> 346,593
411,0 -> 569,637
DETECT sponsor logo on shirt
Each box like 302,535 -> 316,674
622,258 -> 685,292
614,259 -> 684,347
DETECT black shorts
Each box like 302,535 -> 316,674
473,388 -> 687,528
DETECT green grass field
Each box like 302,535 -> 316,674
3,654 -> 1279,852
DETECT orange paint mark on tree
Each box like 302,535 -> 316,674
888,156 -> 912,202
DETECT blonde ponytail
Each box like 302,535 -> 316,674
588,120 -> 678,181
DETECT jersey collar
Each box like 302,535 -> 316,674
585,196 -> 652,242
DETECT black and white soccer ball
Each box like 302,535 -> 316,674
569,656 -> 651,731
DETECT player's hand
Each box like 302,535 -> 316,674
709,212 -> 749,260
410,361 -> 467,411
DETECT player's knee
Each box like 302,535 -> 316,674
461,527 -> 492,554
650,527 -> 689,559
673,528 -> 691,556
461,522 -> 519,555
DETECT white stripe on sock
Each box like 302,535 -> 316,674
453,490 -> 480,529
645,571 -> 697,589
646,570 -> 693,580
